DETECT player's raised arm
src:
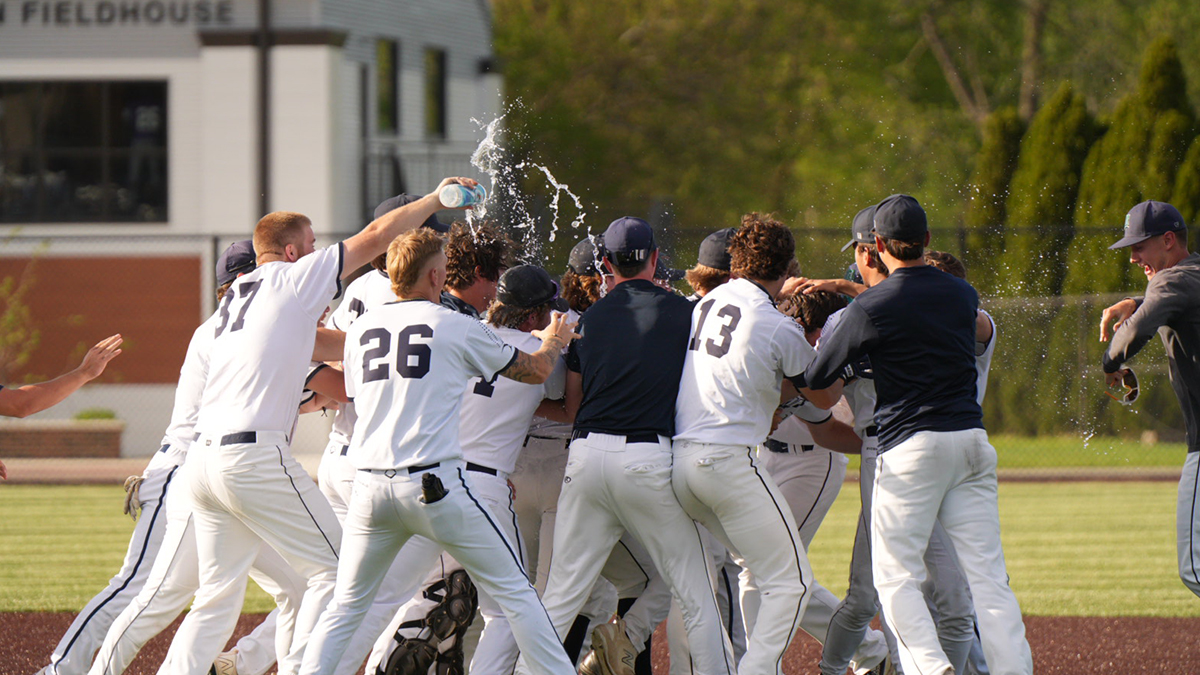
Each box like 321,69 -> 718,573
0,334 -> 123,419
340,177 -> 478,277
499,313 -> 579,385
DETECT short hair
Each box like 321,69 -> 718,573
369,251 -> 388,273
924,250 -> 967,279
609,257 -> 652,279
486,300 -> 553,331
445,221 -> 512,291
879,235 -> 924,261
684,264 -> 730,296
253,211 -> 311,259
387,229 -> 446,297
561,269 -> 604,313
856,242 -> 889,277
728,213 -> 795,281
777,290 -> 848,334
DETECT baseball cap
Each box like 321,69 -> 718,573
568,236 -> 605,276
654,258 -> 686,282
841,206 -> 877,252
496,265 -> 569,312
603,217 -> 656,263
216,239 -> 256,286
696,227 -> 736,271
1109,200 -> 1187,249
872,194 -> 927,242
374,194 -> 449,233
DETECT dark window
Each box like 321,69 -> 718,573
376,39 -> 399,134
0,81 -> 168,223
424,48 -> 447,139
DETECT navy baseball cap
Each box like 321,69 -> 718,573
696,227 -> 736,271
496,265 -> 569,312
841,206 -> 878,252
603,217 -> 656,263
216,239 -> 256,286
568,236 -> 605,275
374,194 -> 448,233
872,194 -> 927,242
654,258 -> 686,282
1109,200 -> 1187,249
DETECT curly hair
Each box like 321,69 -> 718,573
924,250 -> 967,279
444,221 -> 512,291
685,264 -> 730,296
777,290 -> 848,334
561,269 -> 604,313
728,213 -> 795,282
486,300 -> 553,331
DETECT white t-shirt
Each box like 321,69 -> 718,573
675,279 -> 816,445
975,309 -> 996,406
196,244 -> 344,436
459,325 -> 565,474
325,270 -> 396,447
344,299 -> 517,470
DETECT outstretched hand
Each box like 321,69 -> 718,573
533,313 -> 580,350
78,335 -> 123,381
1099,298 -> 1138,342
431,177 -> 481,209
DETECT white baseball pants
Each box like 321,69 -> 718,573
672,440 -> 811,675
872,429 -> 1032,675
300,461 -> 573,675
1178,452 -> 1200,598
162,434 -> 342,675
534,434 -> 735,675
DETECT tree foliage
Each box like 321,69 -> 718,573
1172,137 -> 1200,224
963,107 -> 1024,294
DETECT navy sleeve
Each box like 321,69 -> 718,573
804,300 -> 880,389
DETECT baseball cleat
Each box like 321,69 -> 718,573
588,617 -> 637,675
577,649 -> 603,675
211,650 -> 238,675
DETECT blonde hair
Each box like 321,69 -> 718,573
387,229 -> 446,296
253,211 -> 311,260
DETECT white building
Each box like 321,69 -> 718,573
0,0 -> 502,456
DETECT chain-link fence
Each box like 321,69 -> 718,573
0,224 -> 1185,484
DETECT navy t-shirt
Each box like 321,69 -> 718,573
567,279 -> 693,437
804,265 -> 983,452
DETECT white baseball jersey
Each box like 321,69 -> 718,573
524,310 -> 578,441
675,278 -> 817,445
325,270 -> 396,447
821,307 -> 876,436
975,309 -> 996,406
769,398 -> 855,450
195,244 -> 344,436
459,325 -> 566,474
344,299 -> 518,470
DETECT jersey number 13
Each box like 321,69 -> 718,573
689,300 -> 742,358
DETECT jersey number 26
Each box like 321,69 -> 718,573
360,325 -> 434,382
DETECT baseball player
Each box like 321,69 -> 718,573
159,178 -> 474,675
1099,201 -> 1200,601
534,216 -> 736,675
297,229 -> 578,675
804,195 -> 1031,675
683,227 -> 735,301
440,220 -> 512,317
673,213 -> 841,675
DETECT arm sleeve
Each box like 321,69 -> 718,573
1104,279 -> 1186,373
464,320 -> 519,381
543,356 -> 568,400
287,243 -> 346,319
565,336 -> 582,373
804,301 -> 880,389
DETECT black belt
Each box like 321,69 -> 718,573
764,439 -> 814,453
466,462 -> 498,476
221,431 -> 257,446
339,445 -> 349,456
523,435 -> 569,447
865,426 -> 878,438
571,430 -> 660,444
363,462 -> 441,479
158,444 -> 170,453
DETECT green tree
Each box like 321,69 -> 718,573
1172,137 -> 1200,225
963,107 -> 1024,294
1000,82 -> 1095,296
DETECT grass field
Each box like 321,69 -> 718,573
3,479 -> 1197,617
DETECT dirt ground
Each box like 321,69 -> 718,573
4,613 -> 1199,674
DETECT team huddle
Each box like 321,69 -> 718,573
51,177 -> 1200,675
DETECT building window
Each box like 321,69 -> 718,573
376,39 -> 399,134
0,81 -> 168,223
424,48 -> 447,139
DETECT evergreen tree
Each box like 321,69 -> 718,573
1000,83 -> 1095,296
1172,137 -> 1200,226
963,107 -> 1024,295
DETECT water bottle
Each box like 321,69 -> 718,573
439,183 -> 487,208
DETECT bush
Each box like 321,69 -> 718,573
73,408 -> 117,421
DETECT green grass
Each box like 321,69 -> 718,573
3,480 -> 1198,617
840,434 -> 1187,472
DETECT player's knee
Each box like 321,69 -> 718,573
1178,566 -> 1200,597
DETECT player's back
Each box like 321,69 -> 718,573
196,244 -> 343,436
345,299 -> 516,471
675,278 -> 814,445
325,270 -> 396,446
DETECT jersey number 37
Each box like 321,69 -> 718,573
360,326 -> 434,382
